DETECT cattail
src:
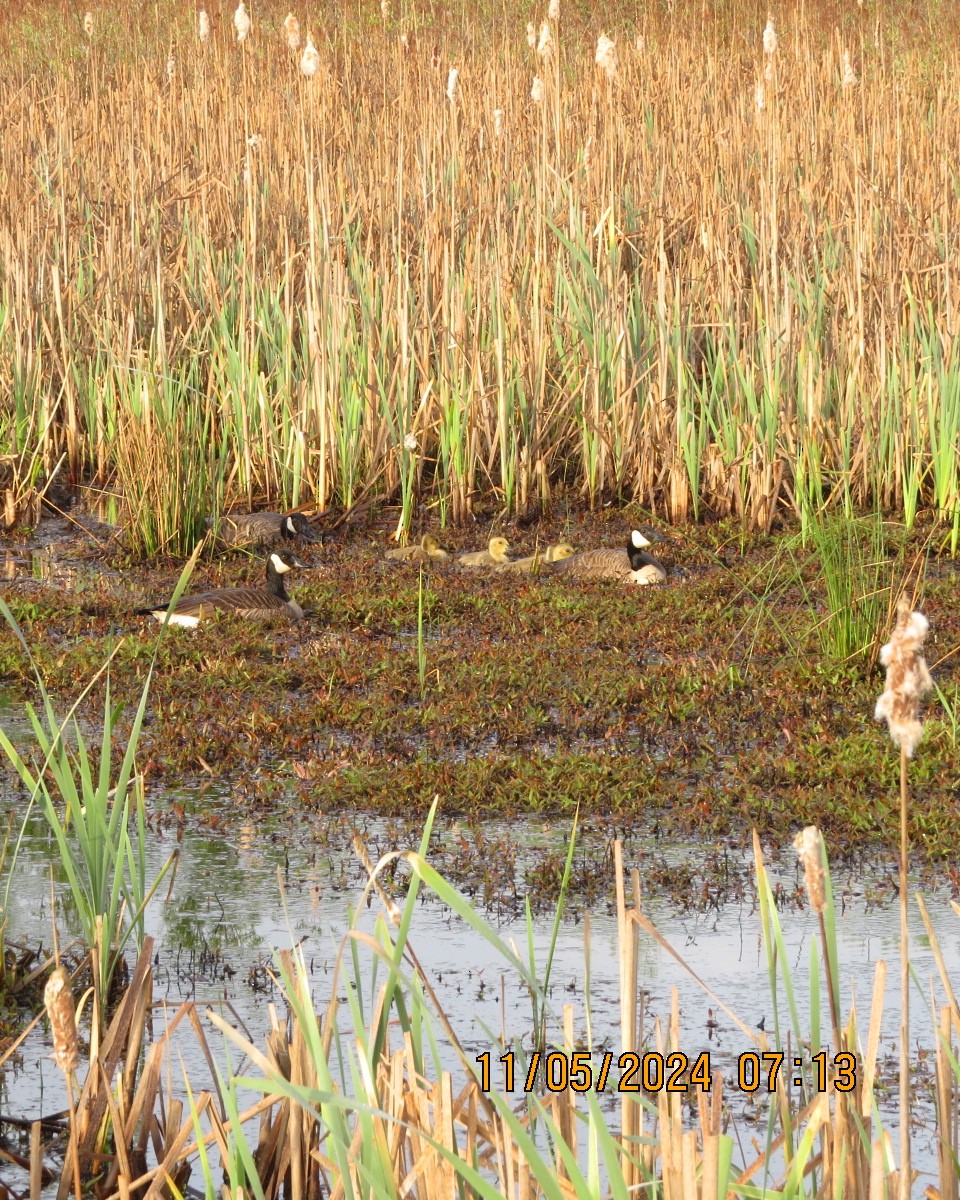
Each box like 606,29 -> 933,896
83,10 -> 94,36
794,826 -> 826,913
635,33 -> 646,52
284,12 -> 301,51
446,67 -> 459,104
537,22 -> 554,60
762,16 -> 777,55
166,52 -> 175,82
234,2 -> 251,44
493,108 -> 504,137
404,433 -> 419,452
300,35 -> 320,77
380,0 -> 389,18
764,56 -> 774,82
583,135 -> 593,171
755,81 -> 765,112
531,75 -> 544,103
548,0 -> 560,20
875,599 -> 933,758
842,50 -> 858,88
595,34 -> 617,80
44,967 -> 79,1075
526,22 -> 536,51
400,32 -> 410,50
431,45 -> 441,70
198,10 -> 211,42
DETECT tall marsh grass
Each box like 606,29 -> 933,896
1,1 -> 959,534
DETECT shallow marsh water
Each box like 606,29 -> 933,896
2,513 -> 960,1193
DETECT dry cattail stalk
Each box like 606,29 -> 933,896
755,81 -> 765,112
166,52 -> 175,83
537,22 -> 554,60
842,50 -> 858,88
531,75 -> 544,103
44,967 -> 79,1075
446,67 -> 459,104
284,12 -> 301,52
595,34 -> 617,80
763,16 -> 777,55
548,0 -> 559,20
83,11 -> 94,37
875,599 -> 933,758
300,36 -> 320,77
793,826 -> 826,913
234,2 -> 251,44
526,22 -> 536,51
493,108 -> 504,137
198,9 -> 211,42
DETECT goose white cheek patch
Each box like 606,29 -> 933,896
271,553 -> 292,573
631,530 -> 651,548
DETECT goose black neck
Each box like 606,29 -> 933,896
628,546 -> 663,571
265,561 -> 290,600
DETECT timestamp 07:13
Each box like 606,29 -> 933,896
476,1050 -> 858,1095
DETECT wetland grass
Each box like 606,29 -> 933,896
0,1 -> 959,535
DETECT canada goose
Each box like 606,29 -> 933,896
545,529 -> 668,585
209,511 -> 318,548
458,537 -> 511,567
496,543 -> 575,572
383,533 -> 450,562
136,549 -> 311,627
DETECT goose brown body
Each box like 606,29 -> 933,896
136,550 -> 310,626
545,531 -> 668,585
210,511 -> 317,548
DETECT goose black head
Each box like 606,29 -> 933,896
283,512 -> 318,542
268,549 -> 310,576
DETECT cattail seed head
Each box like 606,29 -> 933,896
234,2 -> 251,43
531,75 -> 544,103
300,35 -> 320,77
526,22 -> 536,51
166,52 -> 175,82
763,16 -> 777,55
548,0 -> 560,20
493,108 -> 504,136
755,81 -> 765,112
44,967 -> 79,1075
198,10 -> 211,42
446,67 -> 459,104
284,12 -> 301,51
595,34 -> 617,80
537,22 -> 554,60
83,11 -> 94,37
764,56 -> 774,81
404,433 -> 419,452
400,32 -> 410,50
875,598 -> 933,758
380,0 -> 390,18
842,50 -> 858,88
794,826 -> 826,913
636,33 -> 646,52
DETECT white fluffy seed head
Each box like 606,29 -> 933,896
234,2 -> 251,43
198,10 -> 211,42
875,600 -> 933,758
537,22 -> 554,60
284,12 -> 301,51
531,75 -> 544,103
755,81 -> 765,112
595,34 -> 617,80
526,22 -> 536,51
446,67 -> 459,103
793,826 -> 826,913
763,16 -> 777,55
493,108 -> 504,137
83,10 -> 94,36
301,35 -> 320,77
842,50 -> 858,88
548,0 -> 560,20
166,52 -> 175,82
636,33 -> 646,52
380,0 -> 390,18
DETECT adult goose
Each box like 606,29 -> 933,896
544,530 -> 668,585
136,550 -> 311,627
210,511 -> 318,548
458,537 -> 511,566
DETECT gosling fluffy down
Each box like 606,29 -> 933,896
383,534 -> 450,563
458,537 -> 511,566
136,550 -> 311,627
545,530 -> 668,585
494,543 -> 575,572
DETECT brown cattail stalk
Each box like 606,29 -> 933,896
875,596 -> 933,1200
44,967 -> 82,1200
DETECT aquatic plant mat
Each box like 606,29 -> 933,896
6,826 -> 960,1200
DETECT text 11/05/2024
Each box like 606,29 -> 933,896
476,1050 -> 858,1095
